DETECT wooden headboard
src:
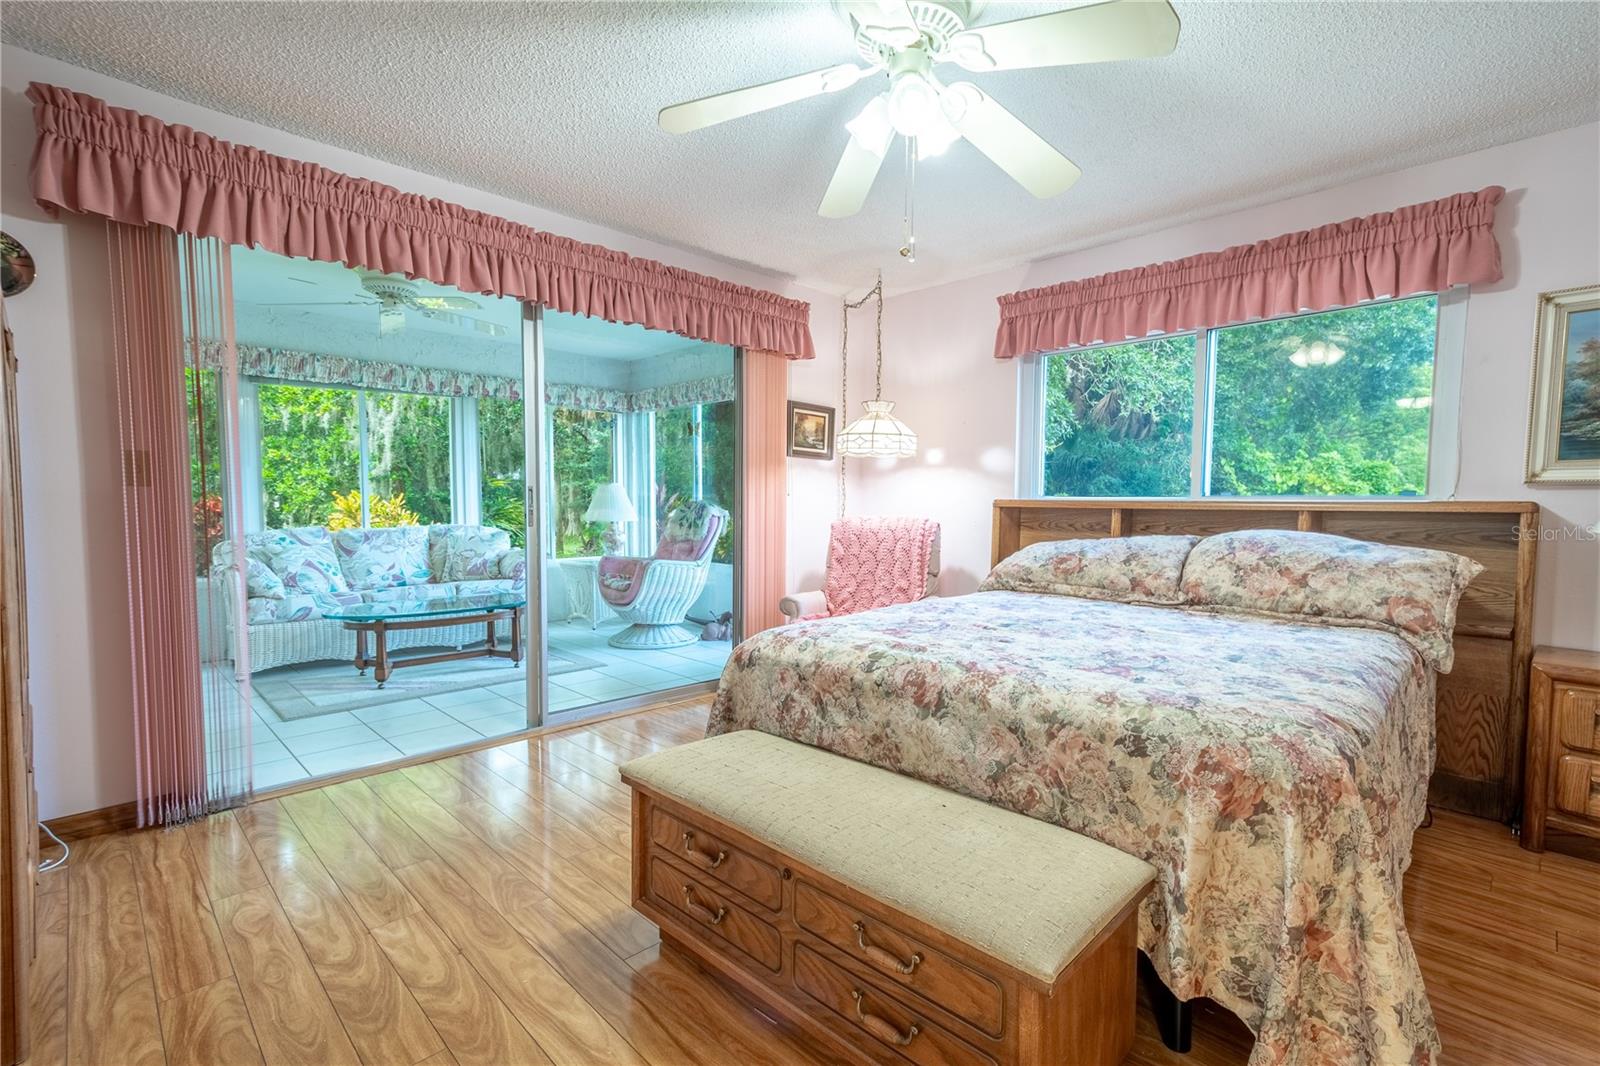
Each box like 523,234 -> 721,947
991,499 -> 1540,823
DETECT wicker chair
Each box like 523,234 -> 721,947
598,502 -> 727,649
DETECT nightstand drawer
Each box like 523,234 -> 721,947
1557,686 -> 1600,754
1554,755 -> 1600,821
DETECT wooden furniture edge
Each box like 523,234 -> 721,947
1521,647 -> 1600,855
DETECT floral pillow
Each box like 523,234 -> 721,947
253,526 -> 350,600
1180,529 -> 1484,671
979,535 -> 1200,605
244,558 -> 286,600
333,526 -> 432,590
428,525 -> 512,582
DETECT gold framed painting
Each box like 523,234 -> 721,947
1527,285 -> 1600,484
785,401 -> 835,460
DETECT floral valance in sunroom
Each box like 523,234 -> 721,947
193,342 -> 734,413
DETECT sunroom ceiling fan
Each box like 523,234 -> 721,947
658,0 -> 1181,218
257,269 -> 496,336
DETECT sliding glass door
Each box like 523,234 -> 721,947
197,245 -> 533,791
532,310 -> 737,723
191,246 -> 740,795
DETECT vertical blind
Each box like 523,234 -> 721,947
109,221 -> 252,824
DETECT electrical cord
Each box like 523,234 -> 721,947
38,820 -> 69,873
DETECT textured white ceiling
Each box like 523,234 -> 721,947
4,1 -> 1596,295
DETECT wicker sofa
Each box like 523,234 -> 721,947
211,524 -> 526,673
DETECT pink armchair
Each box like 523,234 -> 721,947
779,517 -> 940,622
598,500 -> 728,649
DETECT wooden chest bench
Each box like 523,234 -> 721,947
621,730 -> 1156,1066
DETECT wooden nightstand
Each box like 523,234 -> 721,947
1523,647 -> 1600,860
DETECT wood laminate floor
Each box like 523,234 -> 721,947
20,698 -> 1600,1066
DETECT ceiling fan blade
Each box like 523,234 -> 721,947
252,300 -> 375,307
659,64 -> 871,134
945,0 -> 1180,72
837,1 -> 922,48
818,97 -> 895,218
411,295 -> 479,311
944,84 -> 1081,199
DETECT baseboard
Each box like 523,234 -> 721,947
41,799 -> 139,845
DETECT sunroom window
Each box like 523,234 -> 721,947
1023,293 -> 1456,498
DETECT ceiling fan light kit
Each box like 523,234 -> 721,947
658,0 -> 1181,244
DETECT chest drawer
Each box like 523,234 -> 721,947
792,942 -> 997,1066
1557,686 -> 1600,755
648,857 -> 781,971
794,880 -> 1005,1037
1554,755 -> 1600,821
650,805 -> 783,910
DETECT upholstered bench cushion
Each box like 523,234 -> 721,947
621,729 -> 1155,984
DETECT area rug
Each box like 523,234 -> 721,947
253,648 -> 602,720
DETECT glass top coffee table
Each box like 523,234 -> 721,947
325,592 -> 527,688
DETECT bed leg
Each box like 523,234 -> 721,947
1140,953 -> 1193,1053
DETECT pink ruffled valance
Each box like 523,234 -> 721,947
994,186 -> 1504,359
28,82 -> 814,360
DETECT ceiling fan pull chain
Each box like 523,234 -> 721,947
900,136 -> 917,263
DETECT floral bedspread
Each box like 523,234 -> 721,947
707,591 -> 1440,1066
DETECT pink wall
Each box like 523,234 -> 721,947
0,45 -> 842,819
861,122 -> 1600,650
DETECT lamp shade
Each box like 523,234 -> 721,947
837,400 -> 918,458
583,482 -> 635,523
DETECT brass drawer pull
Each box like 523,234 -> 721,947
681,831 -> 728,869
852,921 -> 923,975
681,884 -> 727,926
850,989 -> 920,1047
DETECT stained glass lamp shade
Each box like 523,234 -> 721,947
837,400 -> 918,458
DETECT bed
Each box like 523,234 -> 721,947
707,499 -> 1538,1066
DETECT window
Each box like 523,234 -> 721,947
654,401 -> 735,563
549,408 -> 614,558
1207,297 -> 1437,496
251,382 -> 459,530
257,382 -> 361,527
479,397 -> 526,546
1043,337 -> 1193,497
186,367 -> 225,573
366,391 -> 452,524
1023,294 -> 1455,498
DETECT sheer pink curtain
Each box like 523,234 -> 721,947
107,221 -> 250,825
739,349 -> 788,638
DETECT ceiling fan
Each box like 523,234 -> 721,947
257,269 -> 498,336
658,0 -> 1181,218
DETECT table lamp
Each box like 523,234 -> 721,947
584,482 -> 635,555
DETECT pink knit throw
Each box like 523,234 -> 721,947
822,517 -> 938,617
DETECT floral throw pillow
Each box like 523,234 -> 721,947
244,558 -> 286,600
428,525 -> 512,582
333,526 -> 432,590
979,535 -> 1200,605
254,526 -> 350,600
1180,529 -> 1484,671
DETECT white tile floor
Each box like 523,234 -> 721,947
211,619 -> 730,790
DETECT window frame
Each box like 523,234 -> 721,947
1015,288 -> 1467,500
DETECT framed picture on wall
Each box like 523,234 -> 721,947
1526,284 -> 1600,484
786,401 -> 835,460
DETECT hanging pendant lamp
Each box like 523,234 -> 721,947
837,274 -> 917,459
